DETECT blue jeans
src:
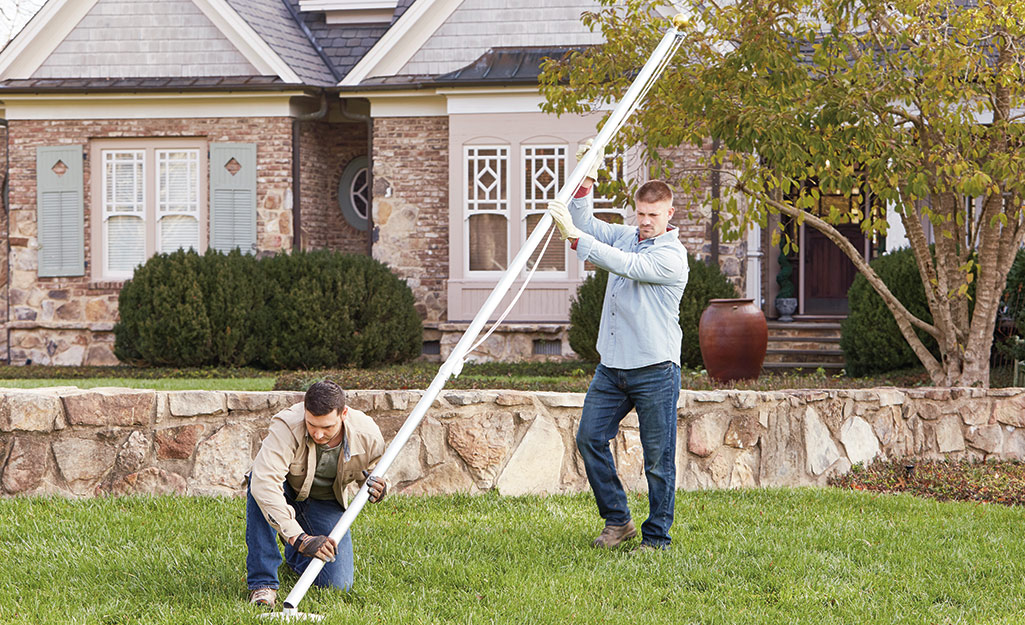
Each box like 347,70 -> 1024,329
576,361 -> 680,547
246,481 -> 354,591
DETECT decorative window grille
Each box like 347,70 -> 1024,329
157,149 -> 200,254
102,150 -> 146,275
592,149 -> 628,218
522,145 -> 566,272
350,168 -> 369,221
466,146 -> 509,272
586,149 -> 630,272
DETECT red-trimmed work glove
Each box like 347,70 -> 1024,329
362,470 -> 388,503
296,533 -> 336,562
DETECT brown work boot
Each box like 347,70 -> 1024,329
249,587 -> 277,608
631,542 -> 670,554
592,520 -> 637,548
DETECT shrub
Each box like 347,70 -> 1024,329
196,249 -> 262,367
996,248 -> 1025,363
114,250 -> 213,366
840,247 -> 938,376
256,251 -> 422,370
679,255 -> 741,368
567,269 -> 607,363
567,254 -> 739,367
115,249 -> 422,369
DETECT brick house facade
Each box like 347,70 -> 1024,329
0,0 -> 757,365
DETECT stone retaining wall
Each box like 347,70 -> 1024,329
2,387 -> 1023,498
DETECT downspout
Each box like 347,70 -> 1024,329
709,138 -> 721,267
1,118 -> 8,364
282,0 -> 341,252
292,92 -> 329,251
339,98 -> 374,257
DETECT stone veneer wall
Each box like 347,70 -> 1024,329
6,117 -> 295,366
371,116 -> 449,323
2,387 -> 1023,498
660,141 -> 747,291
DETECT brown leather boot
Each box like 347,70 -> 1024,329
591,520 -> 637,548
249,587 -> 277,608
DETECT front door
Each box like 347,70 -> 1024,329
800,192 -> 871,315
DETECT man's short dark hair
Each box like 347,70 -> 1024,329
635,180 -> 674,205
304,380 -> 345,416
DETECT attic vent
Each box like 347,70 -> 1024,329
51,160 -> 68,176
532,339 -> 562,356
299,0 -> 398,24
224,157 -> 242,176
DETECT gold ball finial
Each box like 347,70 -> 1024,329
672,13 -> 692,29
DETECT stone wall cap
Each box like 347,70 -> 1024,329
433,322 -> 567,333
7,321 -> 115,332
2,386 -> 81,395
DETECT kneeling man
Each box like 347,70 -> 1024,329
246,380 -> 387,607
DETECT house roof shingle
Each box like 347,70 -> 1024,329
351,46 -> 577,90
224,0 -> 338,85
0,75 -> 298,92
286,0 -> 416,81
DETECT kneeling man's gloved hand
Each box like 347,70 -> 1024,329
363,470 -> 388,503
296,533 -> 337,562
547,199 -> 583,242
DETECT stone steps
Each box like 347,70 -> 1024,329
764,320 -> 845,372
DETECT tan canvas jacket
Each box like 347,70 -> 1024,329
248,402 -> 385,539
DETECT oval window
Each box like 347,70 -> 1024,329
338,155 -> 370,231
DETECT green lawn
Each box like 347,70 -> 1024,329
0,489 -> 1023,624
0,377 -> 275,391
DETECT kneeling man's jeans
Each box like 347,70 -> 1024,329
246,481 -> 354,590
576,361 -> 680,546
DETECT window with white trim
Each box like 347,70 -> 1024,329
465,146 -> 509,272
584,149 -> 630,273
522,145 -> 566,272
92,140 -> 207,280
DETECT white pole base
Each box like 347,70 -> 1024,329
258,607 -> 324,622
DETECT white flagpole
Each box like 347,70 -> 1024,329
278,21 -> 686,617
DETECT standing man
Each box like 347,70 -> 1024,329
548,144 -> 688,552
246,380 -> 388,607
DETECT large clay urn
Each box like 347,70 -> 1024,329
698,298 -> 768,382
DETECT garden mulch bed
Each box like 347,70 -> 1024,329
829,459 -> 1025,507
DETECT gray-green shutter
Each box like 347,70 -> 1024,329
209,143 -> 257,253
36,145 -> 85,277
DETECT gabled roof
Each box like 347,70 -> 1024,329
0,0 -> 313,84
0,0 -> 418,89
341,0 -> 604,88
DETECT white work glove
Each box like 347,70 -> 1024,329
547,199 -> 583,241
575,139 -> 605,182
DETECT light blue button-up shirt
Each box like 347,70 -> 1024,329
569,192 -> 689,369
